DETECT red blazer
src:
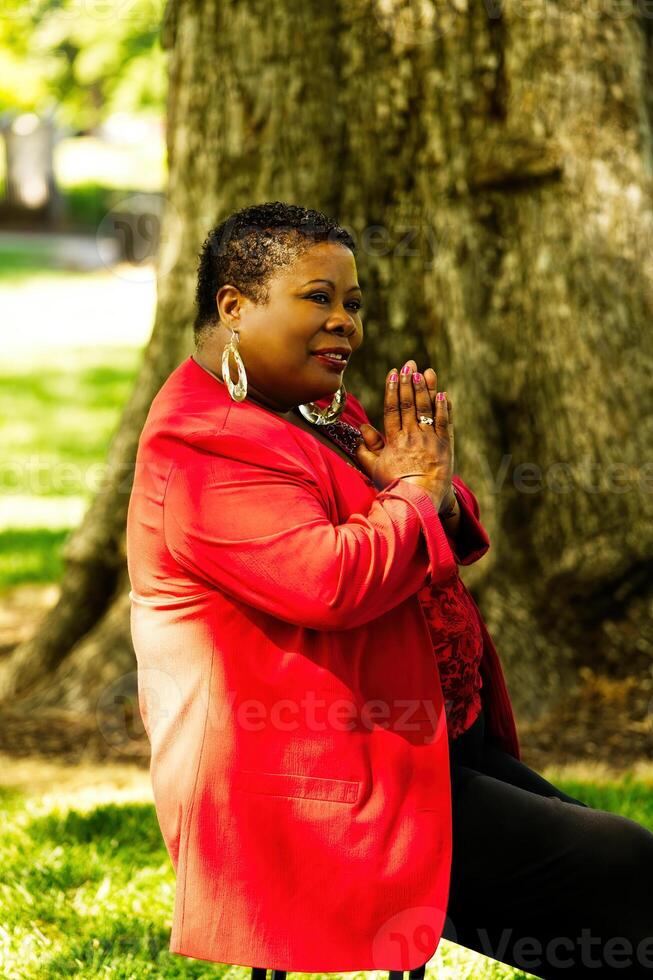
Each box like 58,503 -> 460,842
126,355 -> 520,973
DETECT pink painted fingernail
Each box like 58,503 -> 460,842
412,372 -> 422,383
389,371 -> 398,382
401,363 -> 412,375
436,391 -> 445,401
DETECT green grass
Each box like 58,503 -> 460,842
0,529 -> 70,589
0,354 -> 139,478
0,242 -> 63,280
1,773 -> 650,978
0,236 -> 153,583
0,787 -> 203,977
0,345 -> 141,592
544,771 -> 653,829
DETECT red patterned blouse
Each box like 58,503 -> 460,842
415,478 -> 490,740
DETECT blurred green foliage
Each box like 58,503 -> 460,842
59,182 -> 125,228
0,0 -> 167,127
0,327 -> 142,590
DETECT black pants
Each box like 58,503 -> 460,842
442,708 -> 653,978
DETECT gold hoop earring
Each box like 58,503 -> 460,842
222,325 -> 247,402
297,383 -> 347,425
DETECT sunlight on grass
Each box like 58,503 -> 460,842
0,345 -> 144,581
1,747 -> 651,978
0,241 -> 61,278
55,135 -> 166,193
542,758 -> 653,785
0,264 -> 156,346
0,498 -> 89,528
4,759 -> 650,979
0,241 -> 152,587
539,765 -> 653,832
0,770 -> 538,979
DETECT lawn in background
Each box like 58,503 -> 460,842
1,130 -> 159,587
0,236 -> 153,592
0,346 -> 142,589
2,763 -> 651,978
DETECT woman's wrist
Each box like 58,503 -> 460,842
400,476 -> 452,514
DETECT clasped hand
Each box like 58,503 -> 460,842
354,359 -> 455,510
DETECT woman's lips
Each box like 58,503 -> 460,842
311,353 -> 347,371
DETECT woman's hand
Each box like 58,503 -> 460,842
358,360 -> 436,452
358,361 -> 455,494
355,359 -> 454,501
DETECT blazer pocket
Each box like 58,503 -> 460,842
233,768 -> 360,805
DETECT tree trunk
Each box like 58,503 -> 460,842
3,0 -> 653,754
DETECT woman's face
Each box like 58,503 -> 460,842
215,241 -> 364,413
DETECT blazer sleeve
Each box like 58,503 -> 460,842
162,430 -> 458,631
445,476 -> 491,566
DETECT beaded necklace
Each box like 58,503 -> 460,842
293,412 -> 363,460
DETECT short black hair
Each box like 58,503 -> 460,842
193,201 -> 356,345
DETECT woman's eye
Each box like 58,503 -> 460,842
309,293 -> 363,312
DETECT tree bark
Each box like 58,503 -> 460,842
3,0 -> 653,749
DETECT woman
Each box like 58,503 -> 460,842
126,202 -> 653,978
